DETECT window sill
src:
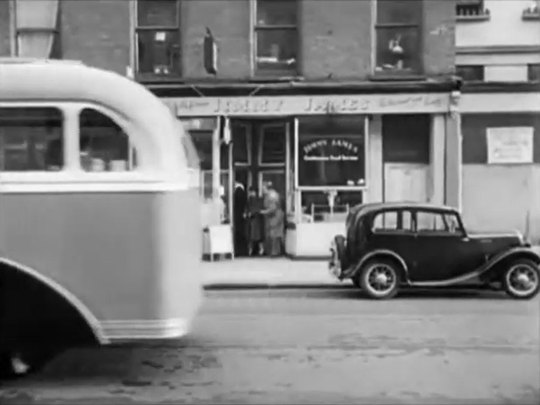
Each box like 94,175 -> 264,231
369,72 -> 426,82
456,13 -> 490,22
135,73 -> 184,84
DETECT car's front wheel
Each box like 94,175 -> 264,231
502,259 -> 540,300
359,259 -> 400,299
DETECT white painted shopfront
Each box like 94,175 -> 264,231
163,92 -> 460,259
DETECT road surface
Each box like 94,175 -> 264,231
1,287 -> 539,404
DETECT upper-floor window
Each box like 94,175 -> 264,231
79,108 -> 136,172
456,65 -> 484,82
0,107 -> 63,172
375,0 -> 422,76
254,0 -> 298,77
135,0 -> 181,78
528,64 -> 540,81
15,0 -> 62,58
456,0 -> 490,21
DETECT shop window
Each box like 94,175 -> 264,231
136,0 -> 181,77
456,65 -> 484,82
375,0 -> 422,75
233,122 -> 251,165
0,107 -> 63,171
382,114 -> 430,164
528,64 -> 540,82
300,190 -> 363,223
254,0 -> 298,77
79,108 -> 134,172
15,0 -> 61,58
456,0 -> 490,21
297,116 -> 366,188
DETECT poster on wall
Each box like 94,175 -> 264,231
297,134 -> 365,187
486,127 -> 534,164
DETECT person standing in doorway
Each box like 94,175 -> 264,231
233,181 -> 248,256
246,187 -> 264,256
261,181 -> 285,257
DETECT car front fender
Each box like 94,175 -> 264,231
481,246 -> 540,276
348,249 -> 410,282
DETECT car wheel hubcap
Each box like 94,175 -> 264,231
367,265 -> 395,294
507,265 -> 538,296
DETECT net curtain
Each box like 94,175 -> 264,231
15,0 -> 59,58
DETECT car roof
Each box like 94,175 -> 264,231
350,201 -> 459,218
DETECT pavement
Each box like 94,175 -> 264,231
201,257 -> 346,289
2,289 -> 538,404
202,246 -> 540,289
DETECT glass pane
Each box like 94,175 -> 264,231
377,0 -> 422,24
137,0 -> 178,26
232,123 -> 250,164
300,191 -> 351,223
373,211 -> 399,230
190,131 -> 213,171
297,134 -> 365,187
375,26 -> 420,73
257,0 -> 297,25
0,107 -> 63,171
456,65 -> 484,81
261,170 -> 286,210
260,125 -> 286,164
181,132 -> 200,170
256,29 -> 297,75
137,29 -> 181,75
79,108 -> 132,172
416,211 -> 446,232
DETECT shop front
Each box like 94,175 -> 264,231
162,89 -> 459,259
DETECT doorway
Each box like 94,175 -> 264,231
229,119 -> 291,257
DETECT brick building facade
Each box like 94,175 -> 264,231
1,0 -> 464,258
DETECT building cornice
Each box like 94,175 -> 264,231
457,45 -> 540,55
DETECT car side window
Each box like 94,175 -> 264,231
416,211 -> 461,234
372,210 -> 412,233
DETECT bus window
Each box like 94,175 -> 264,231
0,107 -> 64,171
79,108 -> 135,172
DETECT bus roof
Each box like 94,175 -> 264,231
0,59 -> 186,175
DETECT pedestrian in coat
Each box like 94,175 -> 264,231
246,187 -> 264,256
261,181 -> 285,257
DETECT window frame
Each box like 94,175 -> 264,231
413,209 -> 465,236
456,0 -> 490,21
527,63 -> 540,82
371,209 -> 414,235
373,0 -> 423,77
252,0 -> 299,78
0,104 -> 65,173
134,0 -> 182,80
456,65 -> 485,82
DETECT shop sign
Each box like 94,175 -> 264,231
487,127 -> 534,164
162,93 -> 450,117
302,139 -> 360,162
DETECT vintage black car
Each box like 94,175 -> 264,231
329,202 -> 540,300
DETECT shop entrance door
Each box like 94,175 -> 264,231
231,119 -> 291,256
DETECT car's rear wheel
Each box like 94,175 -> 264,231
502,259 -> 540,300
360,259 -> 399,299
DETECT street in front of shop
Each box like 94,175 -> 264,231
1,288 -> 538,405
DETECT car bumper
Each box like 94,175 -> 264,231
328,241 -> 342,279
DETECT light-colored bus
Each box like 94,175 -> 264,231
0,58 -> 203,378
